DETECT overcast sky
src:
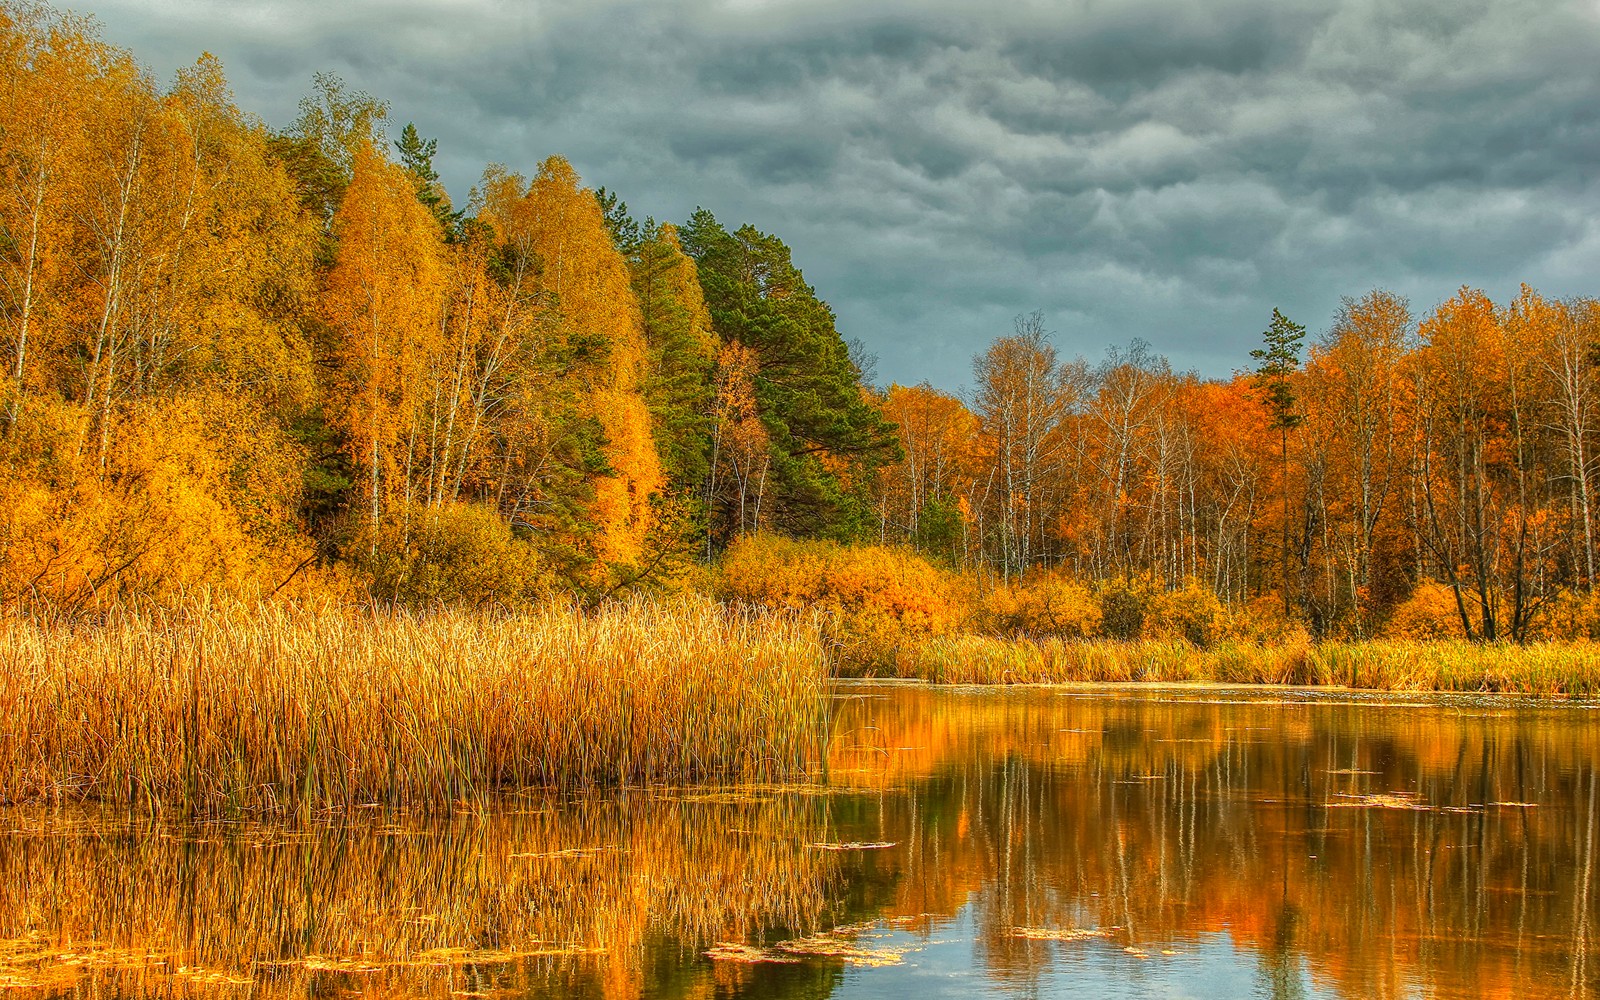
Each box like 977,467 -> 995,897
82,0 -> 1600,391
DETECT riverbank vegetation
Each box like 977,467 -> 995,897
712,533 -> 1600,692
0,601 -> 826,812
902,634 -> 1600,694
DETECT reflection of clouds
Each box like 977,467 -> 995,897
88,0 -> 1600,388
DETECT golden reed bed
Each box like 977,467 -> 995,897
899,633 -> 1600,694
0,601 -> 828,814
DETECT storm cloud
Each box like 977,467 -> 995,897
83,0 -> 1600,389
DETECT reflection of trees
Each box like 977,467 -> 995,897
830,689 -> 1600,999
1574,771 -> 1596,999
1258,903 -> 1307,1000
0,793 -> 837,998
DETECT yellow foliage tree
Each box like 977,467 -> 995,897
0,13 -> 318,607
323,141 -> 447,550
477,157 -> 662,569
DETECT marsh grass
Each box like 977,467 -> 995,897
900,634 -> 1600,695
0,600 -> 828,814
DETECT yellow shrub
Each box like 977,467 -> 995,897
1222,595 -> 1309,645
1383,580 -> 1468,640
358,503 -> 549,609
716,533 -> 828,609
716,533 -> 955,670
977,574 -> 1101,638
1525,588 -> 1600,641
1145,579 -> 1225,648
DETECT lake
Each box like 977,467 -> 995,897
3,683 -> 1597,998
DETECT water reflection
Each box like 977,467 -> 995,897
0,793 -> 840,997
832,686 -> 1600,999
4,685 -> 1599,998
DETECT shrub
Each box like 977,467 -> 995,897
1097,579 -> 1150,640
1527,588 -> 1600,641
1222,595 -> 1309,646
357,503 -> 549,608
977,574 -> 1101,639
1383,580 -> 1468,640
1145,579 -> 1225,648
717,533 -> 955,670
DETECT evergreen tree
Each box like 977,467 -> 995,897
594,186 -> 640,255
1251,307 -> 1306,616
1251,307 -> 1305,436
393,122 -> 457,232
630,220 -> 718,497
681,208 -> 899,543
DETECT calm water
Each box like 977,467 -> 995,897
4,684 -> 1599,998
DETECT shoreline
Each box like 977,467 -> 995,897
834,674 -> 1600,702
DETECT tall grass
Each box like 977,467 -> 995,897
0,600 -> 828,814
901,635 -> 1600,695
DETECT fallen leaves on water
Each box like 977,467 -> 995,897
299,956 -> 386,974
1328,792 -> 1430,811
652,792 -> 773,805
507,846 -> 624,860
174,966 -> 254,985
707,923 -> 910,968
775,937 -> 906,967
1010,926 -> 1115,942
704,943 -> 802,965
261,945 -> 604,973
0,940 -> 191,990
413,946 -> 605,964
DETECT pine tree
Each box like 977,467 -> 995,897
1251,307 -> 1305,615
594,186 -> 640,255
394,122 -> 457,232
680,208 -> 899,544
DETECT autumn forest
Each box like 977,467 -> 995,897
9,5 -> 1600,996
4,5 -> 1600,653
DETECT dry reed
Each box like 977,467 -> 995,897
0,600 -> 828,814
900,634 -> 1600,695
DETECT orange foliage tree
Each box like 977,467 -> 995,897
475,158 -> 663,569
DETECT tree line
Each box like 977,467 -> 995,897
4,4 -> 1598,640
878,290 -> 1600,640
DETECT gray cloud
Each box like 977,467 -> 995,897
85,0 -> 1600,390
